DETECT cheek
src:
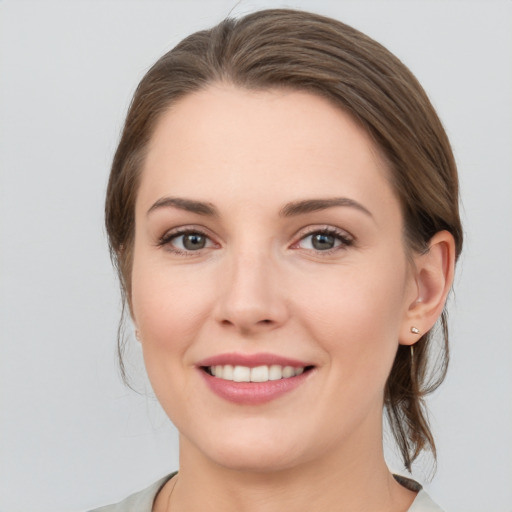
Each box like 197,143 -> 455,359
131,264 -> 213,349
294,259 -> 408,381
130,261 -> 217,422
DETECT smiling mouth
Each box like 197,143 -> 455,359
202,364 -> 314,383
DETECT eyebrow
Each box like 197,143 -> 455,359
279,197 -> 372,218
147,196 -> 372,218
147,197 -> 218,217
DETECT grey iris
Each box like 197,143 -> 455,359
184,233 -> 206,250
312,233 -> 335,250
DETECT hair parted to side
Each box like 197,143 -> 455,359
105,9 -> 463,472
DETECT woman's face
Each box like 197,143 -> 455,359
131,85 -> 419,471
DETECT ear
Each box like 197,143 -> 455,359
399,230 -> 456,345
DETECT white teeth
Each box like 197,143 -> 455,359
222,364 -> 234,380
250,365 -> 269,382
233,365 -> 251,382
269,365 -> 282,381
282,366 -> 295,378
208,364 -> 307,382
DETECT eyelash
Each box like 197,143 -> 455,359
157,226 -> 354,257
293,227 -> 354,255
157,228 -> 216,257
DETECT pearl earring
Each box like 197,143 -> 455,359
410,326 -> 420,334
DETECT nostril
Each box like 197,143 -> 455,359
218,312 -> 283,333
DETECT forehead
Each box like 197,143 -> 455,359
139,84 -> 399,220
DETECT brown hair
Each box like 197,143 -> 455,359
105,8 -> 463,471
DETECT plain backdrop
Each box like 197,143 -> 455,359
1,1 -> 511,511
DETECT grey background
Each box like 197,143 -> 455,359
1,1 -> 511,511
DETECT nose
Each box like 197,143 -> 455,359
214,249 -> 289,336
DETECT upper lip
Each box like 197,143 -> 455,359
197,352 -> 313,368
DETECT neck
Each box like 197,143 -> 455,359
161,426 -> 416,512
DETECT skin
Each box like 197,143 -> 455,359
130,84 -> 455,511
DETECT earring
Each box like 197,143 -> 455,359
135,329 -> 141,341
410,326 -> 420,334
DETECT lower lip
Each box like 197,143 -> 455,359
199,369 -> 312,405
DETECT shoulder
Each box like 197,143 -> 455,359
87,473 -> 175,512
393,474 -> 444,512
89,471 -> 443,512
408,489 -> 445,512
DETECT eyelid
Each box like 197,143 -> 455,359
157,224 -> 354,256
294,224 -> 353,239
290,225 -> 354,254
157,225 -> 218,255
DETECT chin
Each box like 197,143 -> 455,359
187,423 -> 318,474
210,444 -> 303,473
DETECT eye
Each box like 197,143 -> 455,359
295,228 -> 353,253
158,229 -> 215,255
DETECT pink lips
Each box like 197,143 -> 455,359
197,352 -> 313,405
198,352 -> 310,368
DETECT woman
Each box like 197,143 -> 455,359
94,8 -> 462,512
